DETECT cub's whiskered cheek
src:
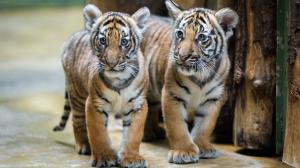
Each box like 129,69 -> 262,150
104,62 -> 127,72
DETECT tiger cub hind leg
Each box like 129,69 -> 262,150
67,91 -> 90,155
142,103 -> 165,142
53,90 -> 90,155
118,101 -> 148,168
72,108 -> 91,155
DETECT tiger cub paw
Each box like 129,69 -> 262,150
196,141 -> 218,159
76,143 -> 91,155
199,147 -> 218,159
168,144 -> 199,164
91,149 -> 117,167
142,126 -> 165,142
118,154 -> 148,168
195,137 -> 218,159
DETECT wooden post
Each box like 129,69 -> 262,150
233,0 -> 276,150
174,0 -> 206,9
216,0 -> 234,9
86,0 -> 166,15
276,0 -> 289,155
282,0 -> 300,166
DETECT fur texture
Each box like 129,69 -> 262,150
54,4 -> 150,168
142,0 -> 238,164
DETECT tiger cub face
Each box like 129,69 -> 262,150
165,1 -> 238,78
88,7 -> 150,79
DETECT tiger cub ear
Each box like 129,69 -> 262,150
132,7 -> 151,30
215,8 -> 239,39
83,4 -> 102,31
165,0 -> 183,19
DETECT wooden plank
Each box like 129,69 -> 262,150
86,0 -> 166,15
233,0 -> 276,150
173,0 -> 206,9
283,51 -> 300,167
276,0 -> 289,155
216,0 -> 233,9
282,0 -> 300,166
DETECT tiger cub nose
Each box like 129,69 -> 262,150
179,54 -> 192,62
107,60 -> 119,69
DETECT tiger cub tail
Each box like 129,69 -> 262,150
83,4 -> 101,31
53,91 -> 71,131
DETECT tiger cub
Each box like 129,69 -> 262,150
53,4 -> 150,168
142,0 -> 238,164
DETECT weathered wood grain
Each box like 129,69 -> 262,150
86,0 -> 167,15
283,0 -> 300,166
233,0 -> 276,150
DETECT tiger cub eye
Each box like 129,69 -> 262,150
198,34 -> 207,42
121,38 -> 129,46
99,37 -> 106,45
175,30 -> 184,39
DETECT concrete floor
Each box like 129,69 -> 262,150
0,7 -> 290,168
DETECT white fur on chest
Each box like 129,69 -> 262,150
181,78 -> 224,115
100,84 -> 143,114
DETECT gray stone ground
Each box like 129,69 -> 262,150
0,7 -> 288,168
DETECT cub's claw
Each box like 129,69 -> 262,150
118,154 -> 148,168
91,150 -> 117,167
168,149 -> 199,164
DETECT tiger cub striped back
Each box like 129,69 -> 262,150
53,4 -> 151,168
142,0 -> 238,164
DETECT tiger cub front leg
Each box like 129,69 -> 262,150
86,96 -> 117,167
191,95 -> 226,159
162,87 -> 199,164
118,101 -> 148,168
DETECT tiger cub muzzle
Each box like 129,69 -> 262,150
103,50 -> 127,72
175,54 -> 198,69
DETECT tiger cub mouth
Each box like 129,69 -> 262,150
175,60 -> 198,73
177,64 -> 193,71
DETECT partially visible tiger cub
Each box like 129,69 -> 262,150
142,0 -> 238,164
53,4 -> 150,168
